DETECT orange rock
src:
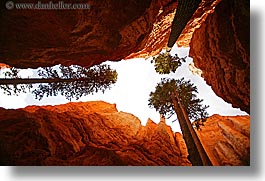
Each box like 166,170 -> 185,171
176,0 -> 222,47
196,114 -> 250,166
188,0 -> 250,113
0,63 -> 11,69
0,101 -> 191,166
0,101 -> 250,166
0,0 -> 177,69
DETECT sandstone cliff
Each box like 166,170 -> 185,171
0,101 -> 250,166
176,0 -> 222,47
187,0 -> 250,113
0,0 -> 177,69
0,101 -> 191,166
196,114 -> 250,166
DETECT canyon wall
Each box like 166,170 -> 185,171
0,0 -> 177,69
0,101 -> 250,166
0,101 -> 191,166
176,0 -> 222,47
196,114 -> 250,166
0,0 -> 250,166
187,0 -> 250,113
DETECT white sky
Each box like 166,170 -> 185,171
0,1 -> 260,180
0,45 -> 247,132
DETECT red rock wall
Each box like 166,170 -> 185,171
0,101 -> 250,166
0,101 -> 191,166
188,0 -> 250,113
176,0 -> 222,47
0,63 -> 10,69
196,114 -> 250,166
0,0 -> 177,69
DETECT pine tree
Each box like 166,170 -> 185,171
148,77 -> 212,166
167,0 -> 202,48
0,64 -> 117,101
151,52 -> 186,74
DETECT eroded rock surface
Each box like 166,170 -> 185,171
0,101 -> 191,166
176,0 -> 222,47
188,0 -> 250,113
0,101 -> 250,166
196,114 -> 250,166
0,0 -> 177,68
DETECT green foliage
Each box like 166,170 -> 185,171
148,77 -> 209,122
0,64 -> 118,101
33,64 -> 117,101
0,67 -> 33,95
151,52 -> 186,74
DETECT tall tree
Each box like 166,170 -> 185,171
148,78 -> 212,166
167,0 -> 202,48
0,64 -> 117,101
151,52 -> 186,74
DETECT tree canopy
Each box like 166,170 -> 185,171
0,67 -> 33,95
151,52 -> 186,74
148,77 -> 209,122
0,64 -> 118,101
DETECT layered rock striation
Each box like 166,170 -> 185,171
0,101 -> 191,166
196,114 -> 250,166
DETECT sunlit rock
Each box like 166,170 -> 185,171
196,114 -> 250,166
0,101 -> 191,166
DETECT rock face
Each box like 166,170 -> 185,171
176,0 -> 222,47
196,114 -> 250,166
0,0 -> 177,69
187,0 -> 250,113
0,101 -> 191,166
0,101 -> 250,166
0,63 -> 10,69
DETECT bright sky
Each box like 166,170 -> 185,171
0,45 -> 247,132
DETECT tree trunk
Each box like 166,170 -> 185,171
175,91 -> 212,166
0,78 -> 86,85
171,91 -> 212,166
167,0 -> 202,48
